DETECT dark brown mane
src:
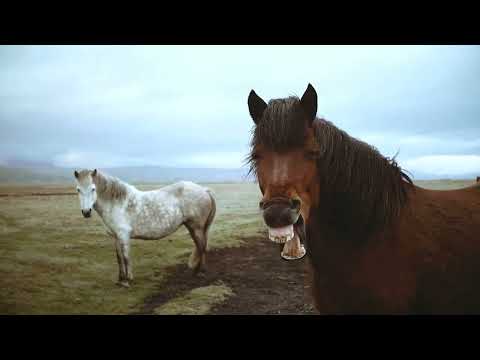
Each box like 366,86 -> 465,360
312,118 -> 413,240
247,96 -> 414,240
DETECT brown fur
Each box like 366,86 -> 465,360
249,94 -> 480,314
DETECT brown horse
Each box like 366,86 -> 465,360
247,83 -> 480,314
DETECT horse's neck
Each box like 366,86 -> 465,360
93,201 -> 106,218
93,195 -> 116,216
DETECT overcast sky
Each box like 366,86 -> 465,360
0,45 -> 479,178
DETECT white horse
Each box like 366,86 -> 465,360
74,169 -> 216,288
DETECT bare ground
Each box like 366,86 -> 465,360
135,236 -> 317,315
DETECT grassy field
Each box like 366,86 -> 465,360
0,179 -> 476,314
0,182 -> 263,314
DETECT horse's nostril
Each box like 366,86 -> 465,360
259,200 -> 265,209
291,198 -> 301,210
82,209 -> 92,217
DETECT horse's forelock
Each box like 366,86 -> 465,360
252,97 -> 307,150
76,169 -> 93,182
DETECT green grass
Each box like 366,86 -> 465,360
0,179 -> 474,314
0,183 -> 263,314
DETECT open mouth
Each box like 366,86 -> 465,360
267,216 -> 306,261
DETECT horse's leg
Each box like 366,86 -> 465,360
184,222 -> 207,274
114,238 -> 127,284
115,245 -> 125,282
122,240 -> 133,282
115,237 -> 132,288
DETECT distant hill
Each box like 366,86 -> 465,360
0,166 -> 254,184
0,167 -> 72,184
404,170 -> 480,181
1,163 -> 477,185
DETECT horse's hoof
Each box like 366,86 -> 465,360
193,266 -> 207,276
116,280 -> 130,288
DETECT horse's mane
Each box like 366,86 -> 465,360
93,171 -> 129,202
312,118 -> 413,238
247,96 -> 414,240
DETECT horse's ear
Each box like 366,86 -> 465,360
92,169 -> 97,177
248,90 -> 267,124
74,170 -> 79,179
300,83 -> 317,124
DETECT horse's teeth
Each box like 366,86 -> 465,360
268,232 -> 294,243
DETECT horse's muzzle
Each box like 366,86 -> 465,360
260,197 -> 306,261
82,209 -> 92,218
260,198 -> 301,228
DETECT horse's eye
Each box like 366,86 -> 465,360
77,189 -> 80,193
251,152 -> 261,161
92,188 -> 96,192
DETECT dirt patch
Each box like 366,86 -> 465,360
135,236 -> 317,315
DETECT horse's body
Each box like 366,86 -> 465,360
95,181 -> 214,242
307,183 -> 480,313
74,169 -> 216,287
247,84 -> 480,314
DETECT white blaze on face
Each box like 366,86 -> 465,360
272,157 -> 289,184
76,181 -> 97,211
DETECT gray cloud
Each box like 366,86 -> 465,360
0,45 -> 479,177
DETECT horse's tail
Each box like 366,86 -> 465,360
204,188 -> 217,241
188,188 -> 216,272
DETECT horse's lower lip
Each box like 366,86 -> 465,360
280,231 -> 304,260
281,243 -> 306,261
